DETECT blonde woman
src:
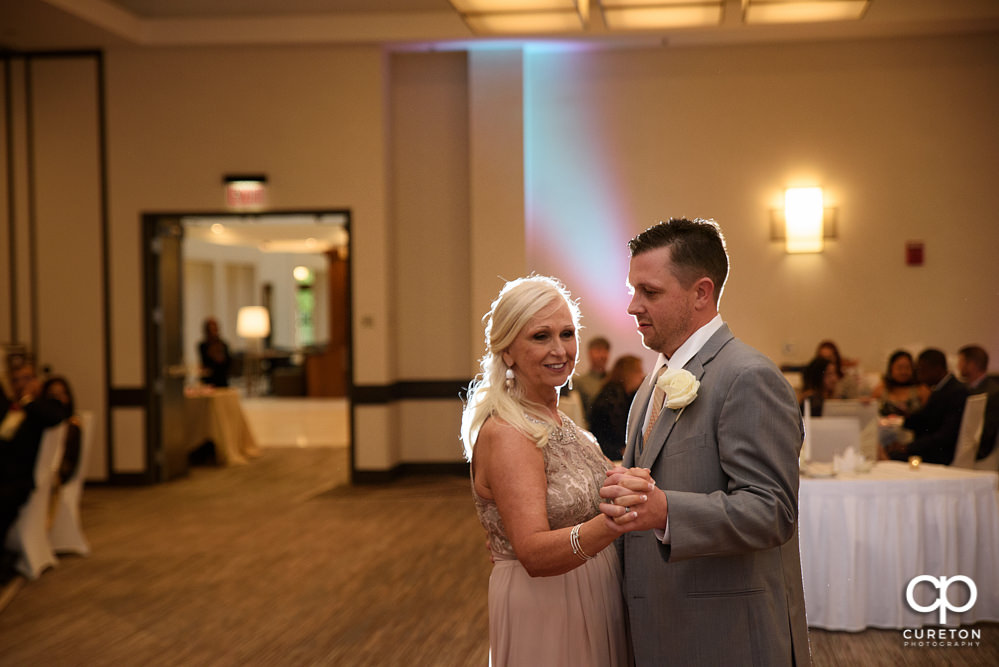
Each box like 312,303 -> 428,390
462,275 -> 648,667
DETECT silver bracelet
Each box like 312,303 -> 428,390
570,523 -> 594,561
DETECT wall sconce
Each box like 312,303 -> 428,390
770,187 -> 837,254
450,0 -> 588,34
237,306 -> 271,396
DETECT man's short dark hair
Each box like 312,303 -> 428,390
588,337 -> 610,351
958,345 -> 989,372
628,217 -> 729,304
917,348 -> 948,371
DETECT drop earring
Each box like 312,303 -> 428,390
505,368 -> 515,390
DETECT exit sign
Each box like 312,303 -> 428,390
223,175 -> 267,210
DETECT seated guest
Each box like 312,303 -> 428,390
815,339 -> 860,398
0,349 -> 30,398
885,348 -> 968,465
587,354 -> 644,461
41,377 -> 82,486
869,349 -> 927,418
798,356 -> 838,417
198,317 -> 232,388
573,336 -> 610,421
957,345 -> 999,461
1,359 -> 71,581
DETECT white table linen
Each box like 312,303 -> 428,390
799,461 -> 999,631
184,387 -> 261,465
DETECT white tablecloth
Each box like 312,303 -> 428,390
184,387 -> 261,465
799,461 -> 999,631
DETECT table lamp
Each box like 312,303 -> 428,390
237,306 -> 270,396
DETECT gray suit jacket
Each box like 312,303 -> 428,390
620,324 -> 810,665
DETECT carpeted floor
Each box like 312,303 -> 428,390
0,448 -> 490,665
0,448 -> 995,666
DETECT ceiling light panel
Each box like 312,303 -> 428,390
743,1 -> 870,25
599,2 -> 724,30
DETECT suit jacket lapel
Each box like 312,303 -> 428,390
638,405 -> 681,468
636,325 -> 735,468
624,370 -> 657,467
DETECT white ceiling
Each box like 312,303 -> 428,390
183,214 -> 349,253
2,0 -> 998,52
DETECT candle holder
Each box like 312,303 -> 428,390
908,455 -> 922,471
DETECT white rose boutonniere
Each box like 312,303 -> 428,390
656,368 -> 700,418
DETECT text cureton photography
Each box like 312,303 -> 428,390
902,627 -> 982,648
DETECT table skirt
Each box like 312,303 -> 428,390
799,462 -> 999,631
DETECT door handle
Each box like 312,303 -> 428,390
165,364 -> 188,378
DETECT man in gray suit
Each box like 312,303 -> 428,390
599,218 -> 810,665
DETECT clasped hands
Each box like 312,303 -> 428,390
599,466 -> 667,533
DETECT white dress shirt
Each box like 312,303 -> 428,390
642,314 -> 724,432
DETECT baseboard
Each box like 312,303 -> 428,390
352,461 -> 467,484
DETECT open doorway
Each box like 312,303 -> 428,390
142,210 -> 352,482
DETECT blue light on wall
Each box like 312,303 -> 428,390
523,50 -> 635,343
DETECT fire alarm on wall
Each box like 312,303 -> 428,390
905,241 -> 925,266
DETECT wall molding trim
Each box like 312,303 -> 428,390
351,379 -> 471,405
353,461 -> 467,485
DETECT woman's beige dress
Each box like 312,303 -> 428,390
471,414 -> 629,667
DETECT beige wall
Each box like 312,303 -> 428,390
390,51 -> 471,381
0,55 -> 107,479
105,44 -> 391,385
524,33 -> 999,377
388,52 -> 469,465
387,50 -> 528,465
32,58 -> 107,478
5,31 -> 997,476
103,45 -> 395,474
468,49 -> 528,370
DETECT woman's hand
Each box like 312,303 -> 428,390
599,467 -> 656,525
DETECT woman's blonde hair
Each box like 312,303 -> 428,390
460,275 -> 581,460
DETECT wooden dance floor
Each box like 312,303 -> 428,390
0,448 -> 995,665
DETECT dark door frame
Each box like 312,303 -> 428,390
140,208 -> 353,483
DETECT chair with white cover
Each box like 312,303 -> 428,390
973,416 -> 999,471
975,438 -> 999,472
804,416 -> 861,464
823,399 -> 880,461
4,422 -> 66,579
951,393 -> 988,469
49,411 -> 94,556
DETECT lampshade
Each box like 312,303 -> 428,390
784,187 -> 824,254
237,306 -> 270,339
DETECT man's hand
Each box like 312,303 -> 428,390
599,467 -> 667,532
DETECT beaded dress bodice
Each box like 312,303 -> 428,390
471,414 -> 612,561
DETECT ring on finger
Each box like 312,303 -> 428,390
623,506 -> 630,513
